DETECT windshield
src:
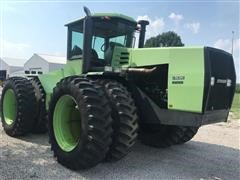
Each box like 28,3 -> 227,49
110,35 -> 127,46
92,17 -> 136,48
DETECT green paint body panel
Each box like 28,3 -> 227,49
112,46 -> 205,113
3,89 -> 17,125
167,47 -> 204,113
38,60 -> 82,109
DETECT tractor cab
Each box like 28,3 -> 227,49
65,13 -> 136,73
65,8 -> 148,73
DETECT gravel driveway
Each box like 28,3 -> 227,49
0,119 -> 239,180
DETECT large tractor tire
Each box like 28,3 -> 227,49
0,77 -> 37,137
139,124 -> 199,148
176,126 -> 199,144
48,77 -> 112,170
31,78 -> 48,133
97,80 -> 138,161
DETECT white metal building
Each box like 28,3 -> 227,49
24,54 -> 66,74
0,57 -> 25,79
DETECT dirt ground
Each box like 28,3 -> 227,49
0,117 -> 239,180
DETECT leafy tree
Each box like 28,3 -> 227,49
145,31 -> 184,47
236,83 -> 240,93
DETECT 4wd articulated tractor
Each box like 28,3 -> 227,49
1,7 -> 236,170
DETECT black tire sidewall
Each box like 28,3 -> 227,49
49,84 -> 87,161
31,78 -> 48,133
97,79 -> 139,161
1,77 -> 37,136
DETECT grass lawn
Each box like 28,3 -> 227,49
230,93 -> 240,119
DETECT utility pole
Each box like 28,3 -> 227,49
231,31 -> 234,55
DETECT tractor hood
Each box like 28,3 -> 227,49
112,46 -> 236,114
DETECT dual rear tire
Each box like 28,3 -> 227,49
1,77 -> 37,136
1,77 -> 48,136
48,77 -> 138,169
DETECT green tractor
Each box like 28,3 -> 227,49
1,7 -> 236,170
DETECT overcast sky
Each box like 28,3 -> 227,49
0,0 -> 239,81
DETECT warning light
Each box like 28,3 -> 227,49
104,16 -> 110,20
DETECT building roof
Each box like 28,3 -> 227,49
0,57 -> 26,67
37,54 -> 66,64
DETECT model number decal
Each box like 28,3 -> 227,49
172,75 -> 185,84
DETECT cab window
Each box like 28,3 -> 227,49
70,31 -> 83,59
109,35 -> 126,46
92,36 -> 105,59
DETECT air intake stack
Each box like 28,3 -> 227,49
138,20 -> 149,48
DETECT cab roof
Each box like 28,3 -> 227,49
65,13 -> 137,26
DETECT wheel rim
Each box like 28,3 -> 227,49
3,89 -> 17,125
53,95 -> 81,152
